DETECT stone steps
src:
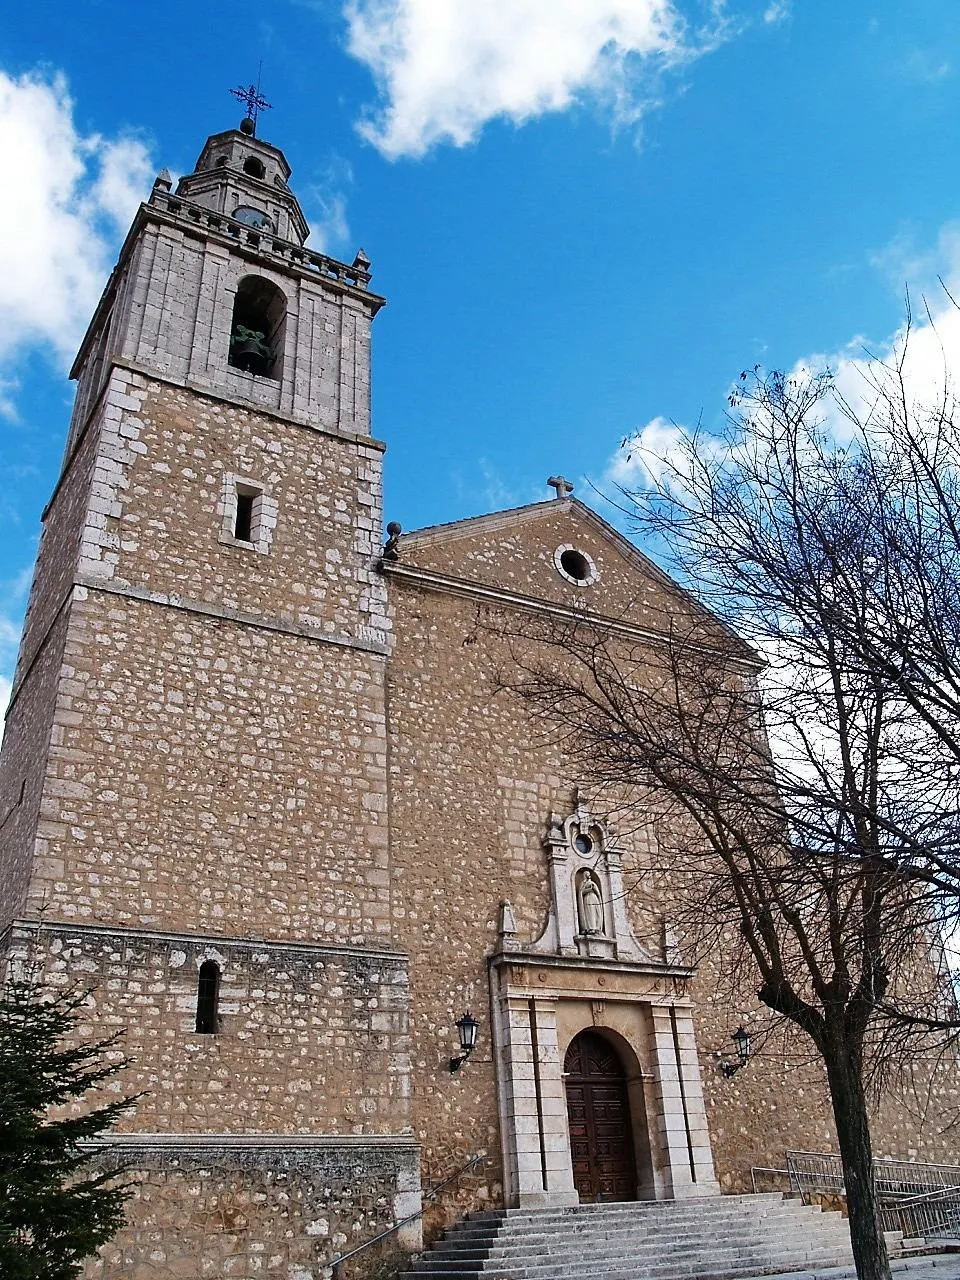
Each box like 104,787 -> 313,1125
406,1194 -> 854,1280
424,1227 -> 850,1262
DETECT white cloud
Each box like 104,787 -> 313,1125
0,376 -> 18,421
344,0 -> 728,159
607,415 -> 696,488
762,0 -> 790,23
786,285 -> 960,452
0,69 -> 152,381
608,223 -> 960,498
304,156 -> 354,253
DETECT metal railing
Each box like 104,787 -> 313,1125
331,1152 -> 486,1280
778,1150 -> 960,1242
879,1185 -> 960,1242
749,1165 -> 793,1195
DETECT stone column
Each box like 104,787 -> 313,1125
650,1003 -> 720,1199
494,990 -> 578,1208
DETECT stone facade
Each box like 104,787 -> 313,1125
85,1137 -> 421,1280
2,117 -> 959,1280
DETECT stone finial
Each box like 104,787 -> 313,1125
662,919 -> 683,966
353,248 -> 371,273
547,475 -> 574,500
499,901 -> 517,936
382,521 -> 402,562
153,169 -> 172,192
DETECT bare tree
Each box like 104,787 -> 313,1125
501,349 -> 960,1280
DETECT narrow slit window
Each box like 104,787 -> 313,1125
234,490 -> 255,541
195,960 -> 220,1034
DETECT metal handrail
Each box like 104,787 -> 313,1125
749,1166 -> 792,1194
889,1184 -> 960,1209
783,1150 -> 960,1242
331,1152 -> 486,1280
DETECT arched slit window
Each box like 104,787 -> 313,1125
243,156 -> 266,179
229,275 -> 286,381
195,960 -> 220,1034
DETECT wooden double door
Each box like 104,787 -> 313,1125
564,1030 -> 638,1203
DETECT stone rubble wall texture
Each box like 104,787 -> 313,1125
0,365 -> 106,926
83,1141 -> 421,1280
5,923 -> 411,1136
73,370 -> 388,645
18,590 -> 391,941
384,514 -> 960,1206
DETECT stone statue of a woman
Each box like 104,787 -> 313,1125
579,876 -> 604,935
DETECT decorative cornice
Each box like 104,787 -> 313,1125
6,919 -> 408,965
72,575 -> 390,657
488,948 -> 694,981
80,1133 -> 419,1152
382,560 -> 761,670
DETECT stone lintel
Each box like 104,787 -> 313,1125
491,950 -> 694,1002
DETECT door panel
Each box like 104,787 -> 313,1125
563,1031 -> 637,1202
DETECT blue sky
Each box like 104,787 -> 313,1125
3,0 -> 960,704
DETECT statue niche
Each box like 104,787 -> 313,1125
516,797 -> 656,963
577,871 -> 605,936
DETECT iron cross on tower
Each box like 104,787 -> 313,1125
231,76 -> 272,136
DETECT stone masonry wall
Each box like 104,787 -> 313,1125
0,606 -> 70,926
21,590 -> 391,943
12,380 -> 101,684
5,921 -> 411,1136
82,1138 -> 421,1280
0,375 -> 107,927
73,370 -> 388,647
107,211 -> 376,439
385,511 -> 960,1206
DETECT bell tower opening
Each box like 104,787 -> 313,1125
228,275 -> 286,379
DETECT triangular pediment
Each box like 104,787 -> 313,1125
397,499 -> 756,661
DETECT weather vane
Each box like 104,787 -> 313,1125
231,68 -> 271,136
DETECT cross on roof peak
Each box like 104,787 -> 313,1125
547,475 -> 574,500
231,77 -> 272,136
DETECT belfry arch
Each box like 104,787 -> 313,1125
228,274 -> 287,379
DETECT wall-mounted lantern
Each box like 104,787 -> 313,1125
449,1011 -> 480,1073
720,1025 -> 751,1078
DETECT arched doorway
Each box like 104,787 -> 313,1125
564,1030 -> 638,1202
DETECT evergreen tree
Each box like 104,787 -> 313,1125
0,976 -> 134,1278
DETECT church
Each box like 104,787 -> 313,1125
0,114 -> 957,1279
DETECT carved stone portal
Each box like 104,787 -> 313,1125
489,799 -> 720,1209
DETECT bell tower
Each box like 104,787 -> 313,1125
0,115 -> 419,1275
